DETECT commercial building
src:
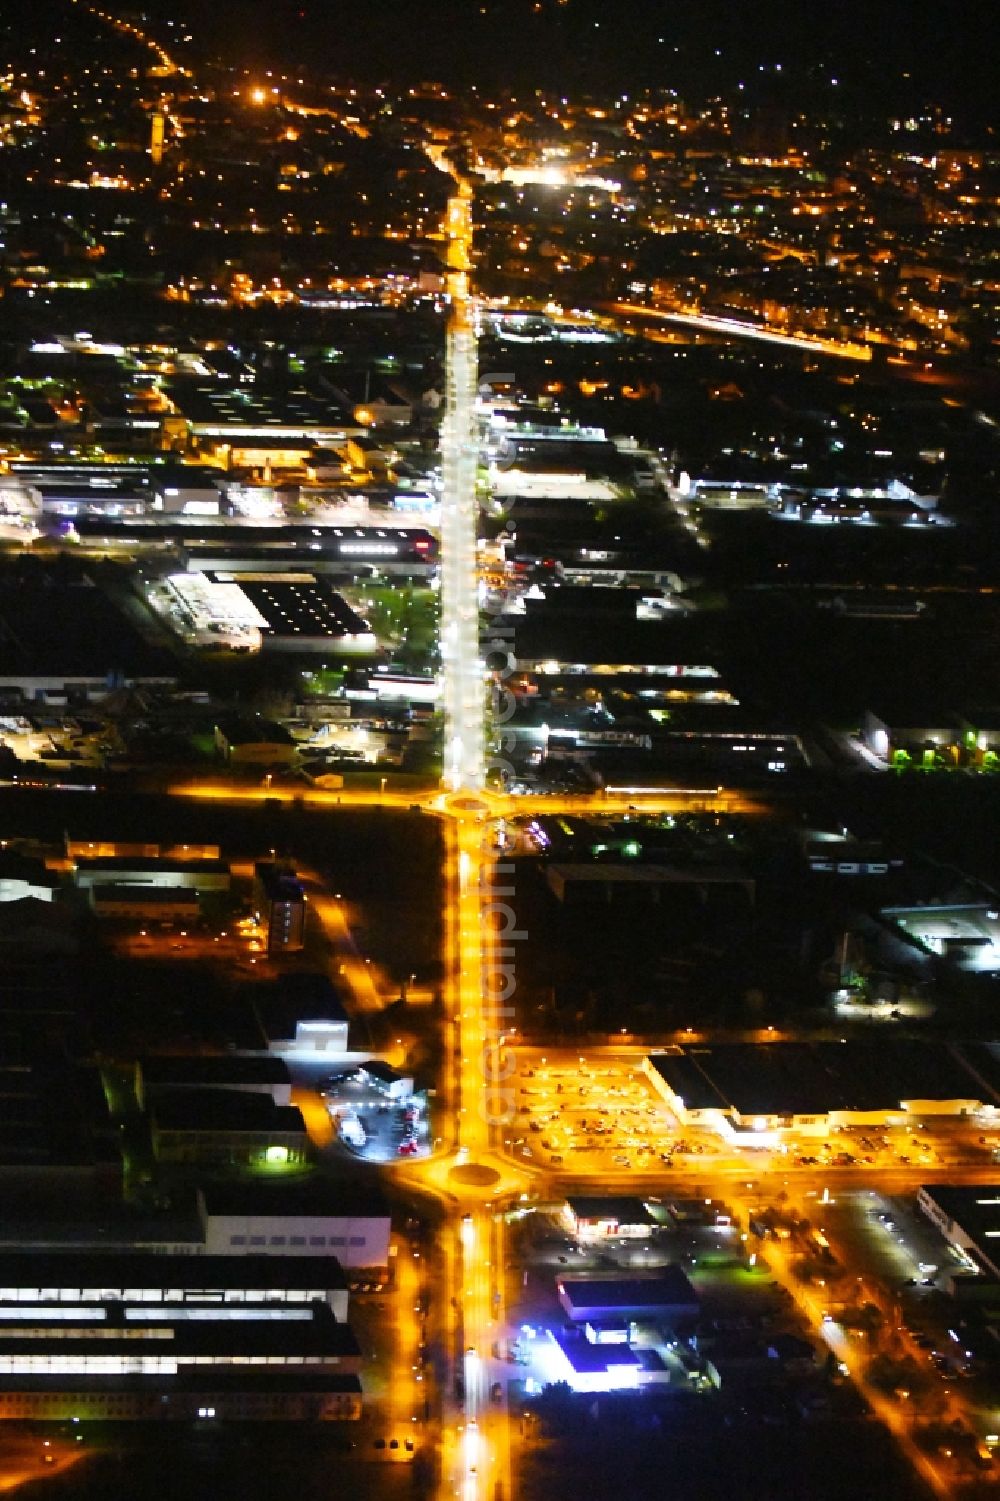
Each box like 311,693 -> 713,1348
916,1185 -> 1000,1291
252,863 -> 306,955
556,1268 -> 700,1326
562,1198 -> 659,1242
543,1330 -> 646,1392
158,572 -> 269,649
644,1040 -> 994,1146
0,1251 -> 361,1421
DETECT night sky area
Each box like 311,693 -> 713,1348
29,0 -> 1000,120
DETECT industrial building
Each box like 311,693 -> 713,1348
0,564 -> 177,705
546,863 -> 755,907
159,572 -> 378,655
69,844 -> 230,920
883,903 -> 1000,973
137,1055 -> 293,1108
0,1175 -> 389,1277
67,518 -> 439,576
235,578 -> 375,655
196,1182 -> 390,1271
0,1062 -> 119,1190
72,855 -> 231,895
214,718 -> 298,766
149,1091 -> 310,1169
0,1251 -> 361,1421
65,841 -> 222,862
92,886 -> 202,922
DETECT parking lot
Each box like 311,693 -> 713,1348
319,1071 -> 431,1164
503,1050 -> 726,1174
503,1047 -> 998,1179
108,913 -> 261,968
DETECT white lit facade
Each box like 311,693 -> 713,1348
0,1254 -> 360,1421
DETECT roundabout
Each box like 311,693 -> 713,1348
448,1161 -> 500,1190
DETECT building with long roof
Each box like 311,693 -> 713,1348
0,1251 -> 361,1421
644,1039 -> 996,1146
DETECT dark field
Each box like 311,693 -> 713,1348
8,1427 -> 420,1501
519,1407 -> 932,1501
0,789 -> 443,984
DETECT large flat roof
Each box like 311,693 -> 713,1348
919,1185 -> 1000,1253
151,1090 -> 306,1134
0,1250 -> 346,1290
141,1055 -> 290,1088
566,1197 -> 657,1226
558,1268 -> 698,1312
647,1039 -> 989,1117
550,1332 -> 642,1374
0,1370 -> 363,1395
237,579 -> 369,640
75,856 -> 230,876
549,863 -> 751,886
0,1311 -> 359,1361
199,1181 -> 388,1219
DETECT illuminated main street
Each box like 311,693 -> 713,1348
47,17 -> 987,1492
169,779 -> 763,819
438,178 -> 486,795
71,760 -> 1000,1495
160,771 -> 762,1501
161,779 -> 1000,1500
